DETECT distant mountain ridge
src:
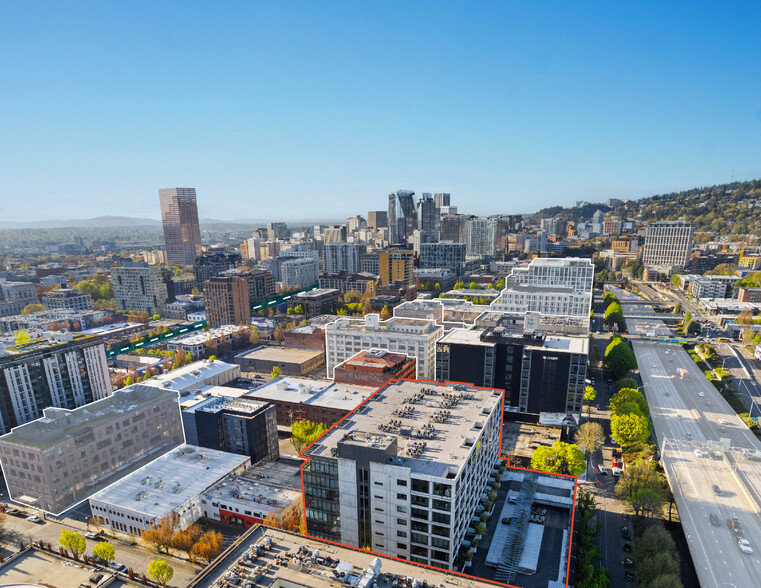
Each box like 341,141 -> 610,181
0,216 -> 162,229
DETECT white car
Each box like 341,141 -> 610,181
652,362 -> 657,368
694,449 -> 704,458
598,465 -> 607,474
698,392 -> 705,397
739,538 -> 754,554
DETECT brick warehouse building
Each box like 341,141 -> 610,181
333,349 -> 417,388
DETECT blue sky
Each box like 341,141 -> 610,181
1,2 -> 760,222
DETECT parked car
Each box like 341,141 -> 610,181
621,557 -> 634,567
501,517 -> 512,525
598,464 -> 607,475
624,571 -> 635,582
26,515 -> 42,523
85,532 -> 100,540
109,562 -> 128,574
612,467 -> 621,477
620,526 -> 630,539
622,542 -> 632,552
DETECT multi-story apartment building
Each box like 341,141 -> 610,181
303,379 -> 503,569
433,193 -> 450,208
413,268 -> 456,292
193,251 -> 242,289
367,211 -> 388,229
286,288 -> 341,316
318,271 -> 377,295
280,257 -> 319,290
491,257 -> 594,319
204,276 -> 250,327
167,325 -> 248,360
182,396 -> 279,462
738,288 -> 761,303
465,218 -> 498,258
379,249 -> 414,286
436,319 -> 588,415
360,252 -> 380,275
419,241 -> 466,275
111,263 -> 169,315
0,384 -> 183,514
0,331 -> 113,433
41,288 -> 93,311
325,313 -> 443,380
642,221 -> 694,269
159,187 -> 203,266
221,268 -> 276,303
0,280 -> 39,317
333,349 -> 417,388
440,215 -> 468,243
323,243 -> 364,273
688,275 -> 738,299
322,225 -> 348,244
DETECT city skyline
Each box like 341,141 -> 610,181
2,2 -> 761,222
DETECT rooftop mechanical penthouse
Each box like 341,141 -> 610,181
303,379 -> 503,571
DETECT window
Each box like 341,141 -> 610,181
411,507 -> 428,520
397,530 -> 407,538
396,479 -> 408,487
396,518 -> 407,526
397,493 -> 407,501
397,543 -> 408,550
396,505 -> 407,513
411,478 -> 429,493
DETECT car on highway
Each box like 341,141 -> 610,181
720,419 -> 729,425
728,517 -> 743,534
685,432 -> 693,439
712,484 -> 722,496
698,391 -> 705,397
738,538 -> 754,554
709,513 -> 721,526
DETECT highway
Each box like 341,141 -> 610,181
609,286 -> 761,588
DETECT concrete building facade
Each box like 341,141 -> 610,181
111,263 -> 169,316
159,187 -> 203,266
41,289 -> 93,311
642,221 -> 694,269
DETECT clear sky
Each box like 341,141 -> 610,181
1,2 -> 760,222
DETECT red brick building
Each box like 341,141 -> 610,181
333,349 -> 417,388
737,287 -> 761,303
283,323 -> 326,351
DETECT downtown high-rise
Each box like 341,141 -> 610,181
159,187 -> 203,266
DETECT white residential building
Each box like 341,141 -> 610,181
303,379 -> 503,570
323,242 -> 364,273
281,257 -> 319,290
491,257 -> 594,319
465,218 -> 498,258
324,314 -> 443,380
642,221 -> 694,269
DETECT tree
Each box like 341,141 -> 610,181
575,422 -> 604,455
271,366 -> 283,379
141,513 -> 180,554
171,524 -> 201,559
616,460 -> 665,517
249,325 -> 261,345
189,530 -> 224,563
379,305 -> 392,320
291,419 -> 328,452
147,559 -> 174,587
673,302 -> 683,314
273,326 -> 285,342
293,304 -> 305,316
610,388 -> 649,416
13,329 -> 31,345
21,303 -> 45,314
468,281 -> 479,289
684,318 -> 701,336
454,282 -> 464,290
610,411 -> 650,445
603,291 -> 618,309
344,290 -> 362,304
604,301 -> 625,331
58,529 -> 86,560
614,377 -> 638,393
152,314 -> 161,321
530,441 -> 586,476
93,541 -> 115,565
362,299 -> 373,315
583,385 -> 597,419
604,337 -> 637,380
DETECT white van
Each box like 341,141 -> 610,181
611,467 -> 621,477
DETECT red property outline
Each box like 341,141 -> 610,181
296,377 -> 577,588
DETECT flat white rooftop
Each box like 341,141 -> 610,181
141,359 -> 239,393
89,444 -> 249,519
203,474 -> 301,510
248,377 -> 375,411
178,385 -> 249,410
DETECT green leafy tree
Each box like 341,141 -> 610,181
249,325 -> 261,345
290,419 -> 328,452
379,305 -> 392,320
271,366 -> 283,379
147,559 -> 174,587
603,291 -> 618,309
604,301 -> 625,330
58,529 -> 86,560
93,541 -> 115,565
293,304 -> 305,315
610,388 -> 649,416
614,377 -> 638,393
610,411 -> 650,445
530,441 -> 586,476
673,302 -> 683,314
21,303 -> 45,314
468,281 -> 479,289
454,281 -> 464,290
583,385 -> 597,418
604,337 -> 637,380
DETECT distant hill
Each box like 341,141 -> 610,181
0,216 -> 162,229
534,179 -> 761,237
